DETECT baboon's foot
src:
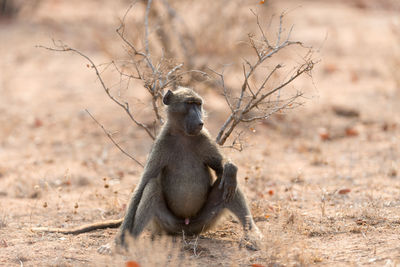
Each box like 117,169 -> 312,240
97,242 -> 113,255
251,224 -> 264,240
240,225 -> 263,251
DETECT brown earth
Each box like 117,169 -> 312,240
0,0 -> 399,266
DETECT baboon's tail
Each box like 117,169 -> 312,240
30,218 -> 123,235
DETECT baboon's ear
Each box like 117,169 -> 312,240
163,90 -> 173,105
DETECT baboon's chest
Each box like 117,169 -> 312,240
162,152 -> 212,218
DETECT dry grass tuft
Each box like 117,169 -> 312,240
0,211 -> 7,228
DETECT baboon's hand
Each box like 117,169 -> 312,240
218,163 -> 238,202
220,175 -> 237,201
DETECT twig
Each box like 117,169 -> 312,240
85,109 -> 144,168
244,61 -> 313,113
208,66 -> 234,112
16,257 -> 23,267
181,231 -> 203,258
37,42 -> 156,140
144,0 -> 153,61
116,2 -> 156,73
114,2 -> 201,128
215,11 -> 315,146
222,130 -> 245,151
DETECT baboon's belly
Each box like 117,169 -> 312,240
162,165 -> 212,218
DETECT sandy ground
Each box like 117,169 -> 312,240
0,0 -> 399,266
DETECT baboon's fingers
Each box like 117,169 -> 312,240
220,175 -> 237,202
218,176 -> 225,190
223,186 -> 236,202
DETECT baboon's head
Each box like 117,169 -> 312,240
163,87 -> 204,136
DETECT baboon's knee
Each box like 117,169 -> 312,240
223,162 -> 237,177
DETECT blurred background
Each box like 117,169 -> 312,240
0,0 -> 399,265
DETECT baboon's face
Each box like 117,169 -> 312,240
163,88 -> 204,136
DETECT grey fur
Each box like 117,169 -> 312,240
116,87 -> 260,247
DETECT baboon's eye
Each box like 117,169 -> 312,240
185,100 -> 202,107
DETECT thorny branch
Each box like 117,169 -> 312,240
39,2 -> 315,164
85,109 -> 144,168
214,12 -> 315,146
114,1 -> 207,130
36,41 -> 156,140
37,1 -> 207,165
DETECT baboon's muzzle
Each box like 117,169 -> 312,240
185,107 -> 203,136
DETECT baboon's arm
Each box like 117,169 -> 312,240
218,162 -> 238,201
203,138 -> 238,202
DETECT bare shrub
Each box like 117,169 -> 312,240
212,11 -> 314,146
39,2 -> 315,161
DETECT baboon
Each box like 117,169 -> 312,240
114,87 -> 262,249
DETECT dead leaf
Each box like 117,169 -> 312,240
319,128 -> 330,141
33,118 -> 43,128
117,171 -> 125,178
323,63 -> 338,74
382,122 -> 396,132
345,127 -> 359,137
338,188 -> 351,194
388,168 -> 397,177
126,261 -> 140,267
350,70 -> 359,83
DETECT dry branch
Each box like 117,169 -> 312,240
85,109 -> 144,168
37,41 -> 156,140
214,12 -> 315,146
114,1 -> 207,130
38,4 -> 315,170
37,1 -> 208,166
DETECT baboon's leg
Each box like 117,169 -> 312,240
117,188 -> 142,246
182,176 -> 225,234
186,179 -> 258,234
132,178 -> 183,237
129,179 -> 159,237
159,162 -> 238,234
116,177 -> 162,245
225,188 -> 257,231
118,176 -> 183,243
